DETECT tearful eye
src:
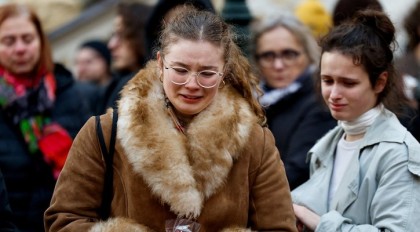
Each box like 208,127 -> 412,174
199,71 -> 216,78
172,67 -> 188,75
321,77 -> 333,85
343,82 -> 356,87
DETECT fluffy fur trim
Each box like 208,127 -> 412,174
117,61 -> 257,218
89,217 -> 154,232
220,227 -> 252,232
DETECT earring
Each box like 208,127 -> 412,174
159,73 -> 163,83
219,80 -> 226,89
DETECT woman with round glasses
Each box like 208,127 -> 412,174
250,13 -> 336,190
45,5 -> 297,232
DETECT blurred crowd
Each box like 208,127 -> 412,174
0,0 -> 420,231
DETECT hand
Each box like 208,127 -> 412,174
293,204 -> 320,231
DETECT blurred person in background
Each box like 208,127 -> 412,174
396,1 -> 420,141
74,39 -> 113,87
250,13 -> 336,190
396,1 -> 420,102
99,1 -> 151,114
0,3 -> 94,231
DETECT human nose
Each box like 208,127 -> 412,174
108,35 -> 119,50
184,72 -> 200,88
272,57 -> 285,69
14,39 -> 27,53
329,84 -> 342,99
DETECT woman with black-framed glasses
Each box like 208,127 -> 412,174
250,13 -> 336,191
45,5 -> 297,232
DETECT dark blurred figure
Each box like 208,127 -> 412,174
99,1 -> 151,114
251,13 -> 336,190
221,0 -> 252,56
0,3 -> 94,231
0,169 -> 16,232
396,1 -> 420,99
74,40 -> 112,87
332,0 -> 383,26
396,1 -> 420,141
144,0 -> 215,62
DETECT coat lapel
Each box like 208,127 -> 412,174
330,151 -> 360,212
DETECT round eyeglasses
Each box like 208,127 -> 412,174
162,58 -> 223,88
256,49 -> 301,68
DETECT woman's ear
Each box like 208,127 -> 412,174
157,51 -> 163,75
374,71 -> 388,93
157,51 -> 162,65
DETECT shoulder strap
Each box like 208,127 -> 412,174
95,108 -> 118,220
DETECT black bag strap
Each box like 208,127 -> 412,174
95,108 -> 118,220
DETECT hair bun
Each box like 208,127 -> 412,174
353,9 -> 395,46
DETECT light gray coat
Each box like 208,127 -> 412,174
292,109 -> 420,231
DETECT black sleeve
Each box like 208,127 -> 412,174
0,169 -> 17,232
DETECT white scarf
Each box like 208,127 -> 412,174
338,104 -> 384,135
259,82 -> 302,107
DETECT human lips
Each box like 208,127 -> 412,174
13,59 -> 30,65
329,102 -> 346,111
180,94 -> 202,102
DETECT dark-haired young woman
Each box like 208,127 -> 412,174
292,9 -> 420,232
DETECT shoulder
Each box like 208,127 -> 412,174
309,126 -> 342,154
246,125 -> 279,169
363,111 -> 420,176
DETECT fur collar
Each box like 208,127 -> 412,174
117,61 -> 257,218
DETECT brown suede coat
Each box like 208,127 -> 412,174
44,61 -> 297,232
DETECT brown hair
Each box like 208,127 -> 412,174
0,3 -> 53,73
117,2 -> 151,68
319,9 -> 409,114
158,5 -> 265,125
332,0 -> 383,26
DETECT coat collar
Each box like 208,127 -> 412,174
309,109 -> 407,163
116,61 -> 257,218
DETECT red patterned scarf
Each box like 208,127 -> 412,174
0,67 -> 72,179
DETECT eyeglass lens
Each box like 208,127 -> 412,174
257,49 -> 301,66
167,66 -> 220,88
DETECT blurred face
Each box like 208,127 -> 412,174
0,15 -> 41,77
157,39 -> 224,118
74,47 -> 109,84
320,51 -> 386,121
256,26 -> 309,89
108,16 -> 137,72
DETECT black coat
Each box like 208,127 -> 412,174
0,169 -> 16,232
265,73 -> 336,190
0,64 -> 94,232
97,71 -> 135,114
